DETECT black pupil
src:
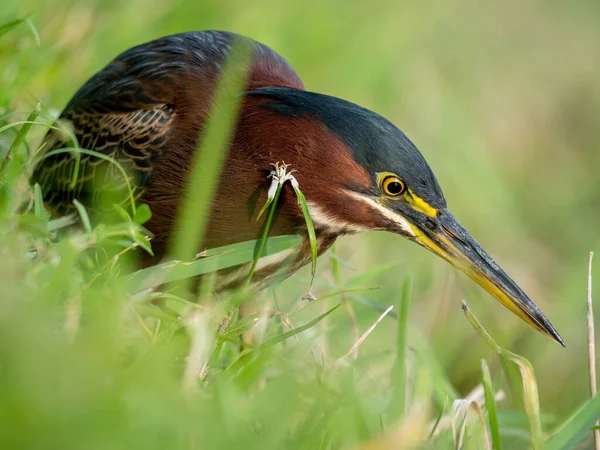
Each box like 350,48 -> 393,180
387,180 -> 403,194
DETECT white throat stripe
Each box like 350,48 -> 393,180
345,192 -> 415,236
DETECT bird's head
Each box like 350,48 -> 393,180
246,86 -> 563,346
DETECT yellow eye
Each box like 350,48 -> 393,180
381,176 -> 405,196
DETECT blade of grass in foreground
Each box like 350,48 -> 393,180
0,18 -> 27,39
462,301 -> 545,450
452,398 -> 492,450
0,104 -> 40,175
168,37 -> 254,295
259,303 -> 340,350
546,395 -> 600,450
125,235 -> 301,292
481,359 -> 501,450
330,244 -> 360,349
389,274 -> 412,421
222,303 -> 342,375
291,182 -> 317,287
247,164 -> 317,295
33,183 -> 46,220
547,252 -> 599,450
0,17 -> 38,43
246,179 -> 283,284
412,335 -> 459,406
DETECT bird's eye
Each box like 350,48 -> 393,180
381,176 -> 406,197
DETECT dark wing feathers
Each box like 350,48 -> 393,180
32,31 -> 236,214
33,103 -> 176,214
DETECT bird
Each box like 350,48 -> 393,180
31,30 -> 564,346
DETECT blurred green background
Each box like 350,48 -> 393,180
1,0 -> 599,448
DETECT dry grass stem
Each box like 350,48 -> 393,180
587,252 -> 599,450
452,399 -> 493,450
358,403 -> 429,450
267,310 -> 296,335
182,310 -> 211,393
429,384 -> 505,438
337,305 -> 394,364
133,307 -> 154,339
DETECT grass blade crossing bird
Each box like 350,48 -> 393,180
31,30 -> 564,346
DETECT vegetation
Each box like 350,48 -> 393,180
1,2 -> 599,448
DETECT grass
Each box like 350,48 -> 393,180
1,4 -> 600,449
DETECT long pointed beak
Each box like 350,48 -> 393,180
408,210 -> 565,346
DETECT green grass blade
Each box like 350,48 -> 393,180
462,301 -> 544,450
0,120 -> 64,135
125,235 -> 300,291
546,392 -> 600,449
461,300 -> 501,353
223,304 -> 342,372
72,199 -> 92,233
509,354 -> 544,450
256,184 -> 275,220
169,38 -> 253,272
0,105 -> 40,174
291,183 -> 317,283
33,183 -> 45,219
7,118 -> 81,187
260,303 -> 340,350
47,215 -> 77,232
0,17 -> 38,43
389,274 -> 412,420
132,203 -> 152,225
24,18 -> 40,46
412,335 -> 459,404
345,293 -> 399,318
329,244 -> 360,349
0,18 -> 26,38
482,359 -> 501,450
246,182 -> 283,284
459,299 -> 525,401
330,244 -> 343,283
317,287 -> 380,302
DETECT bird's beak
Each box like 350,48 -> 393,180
408,210 -> 564,346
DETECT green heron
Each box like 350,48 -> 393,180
32,30 -> 564,345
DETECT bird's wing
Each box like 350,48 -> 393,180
30,31 -> 232,214
31,52 -> 180,215
33,105 -> 175,215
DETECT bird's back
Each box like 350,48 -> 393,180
32,31 -> 304,217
